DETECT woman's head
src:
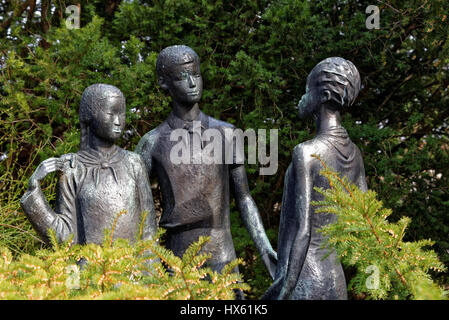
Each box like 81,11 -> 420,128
298,57 -> 361,118
79,84 -> 126,149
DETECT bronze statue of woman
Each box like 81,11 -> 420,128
263,57 -> 368,300
21,84 -> 157,245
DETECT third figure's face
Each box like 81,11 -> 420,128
298,84 -> 316,119
166,61 -> 203,106
91,96 -> 126,143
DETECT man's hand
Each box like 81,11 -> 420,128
278,286 -> 290,300
261,248 -> 278,280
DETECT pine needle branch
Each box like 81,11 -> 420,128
311,154 -> 446,299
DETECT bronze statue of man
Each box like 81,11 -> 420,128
135,45 -> 277,292
21,84 -> 157,245
263,57 -> 368,300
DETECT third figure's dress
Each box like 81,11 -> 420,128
265,126 -> 367,300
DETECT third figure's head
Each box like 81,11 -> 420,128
298,57 -> 361,119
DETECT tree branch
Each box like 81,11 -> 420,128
0,0 -> 33,34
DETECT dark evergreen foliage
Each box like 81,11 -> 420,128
1,0 -> 448,297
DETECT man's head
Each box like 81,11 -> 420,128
298,57 -> 361,118
156,45 -> 203,106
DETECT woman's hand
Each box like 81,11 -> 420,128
28,157 -> 64,189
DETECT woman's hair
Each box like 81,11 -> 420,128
308,57 -> 361,110
156,45 -> 200,80
79,83 -> 125,150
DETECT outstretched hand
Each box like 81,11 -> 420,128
277,286 -> 290,300
261,248 -> 278,280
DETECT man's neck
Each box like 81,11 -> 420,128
172,101 -> 200,121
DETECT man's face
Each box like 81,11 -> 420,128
91,96 -> 126,143
165,61 -> 203,106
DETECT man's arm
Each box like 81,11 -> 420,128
134,154 -> 157,240
135,131 -> 161,267
230,164 -> 277,279
135,131 -> 158,177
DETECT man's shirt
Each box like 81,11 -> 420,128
136,111 -> 242,271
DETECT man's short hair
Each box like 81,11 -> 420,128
156,45 -> 200,79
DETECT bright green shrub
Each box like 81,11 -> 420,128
0,212 -> 248,300
313,155 -> 446,300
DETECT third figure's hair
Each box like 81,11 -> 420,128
308,57 -> 361,109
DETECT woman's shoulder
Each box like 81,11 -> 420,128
60,153 -> 86,171
121,148 -> 142,160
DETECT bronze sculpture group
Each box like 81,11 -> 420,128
20,46 -> 367,300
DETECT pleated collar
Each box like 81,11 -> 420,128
77,146 -> 125,186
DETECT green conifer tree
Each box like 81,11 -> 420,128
0,211 -> 249,300
312,155 -> 446,300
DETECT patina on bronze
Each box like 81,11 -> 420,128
136,46 -> 277,292
263,57 -> 368,300
21,84 -> 157,245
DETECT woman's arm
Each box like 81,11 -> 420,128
20,155 -> 79,244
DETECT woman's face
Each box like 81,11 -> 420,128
90,96 -> 126,143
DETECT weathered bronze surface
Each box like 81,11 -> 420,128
21,84 -> 157,245
136,46 -> 277,289
263,57 -> 367,300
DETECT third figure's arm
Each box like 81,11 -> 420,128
278,146 -> 313,299
356,147 -> 368,192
